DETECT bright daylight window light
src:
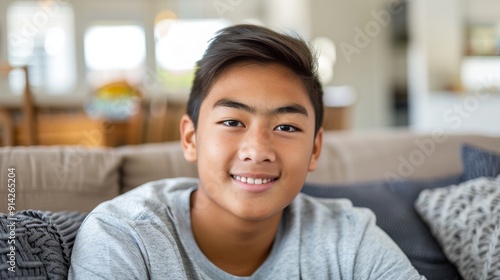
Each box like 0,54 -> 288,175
7,1 -> 76,95
84,25 -> 146,71
155,19 -> 230,72
312,37 -> 336,85
461,57 -> 500,91
44,27 -> 66,56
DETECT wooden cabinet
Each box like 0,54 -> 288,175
323,106 -> 351,131
1,101 -> 187,147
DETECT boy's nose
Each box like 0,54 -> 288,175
238,129 -> 276,163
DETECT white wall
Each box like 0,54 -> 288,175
308,0 -> 393,129
264,0 -> 311,38
408,0 -> 500,135
0,0 -> 265,106
466,0 -> 500,22
1,0 -> 398,130
426,0 -> 465,91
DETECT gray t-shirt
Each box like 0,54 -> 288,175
69,178 -> 425,279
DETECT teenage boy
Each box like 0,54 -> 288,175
69,24 -> 424,279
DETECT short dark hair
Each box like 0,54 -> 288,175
187,24 -> 324,135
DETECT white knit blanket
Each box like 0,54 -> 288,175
415,175 -> 500,280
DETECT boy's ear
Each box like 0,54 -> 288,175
180,114 -> 197,162
308,127 -> 323,172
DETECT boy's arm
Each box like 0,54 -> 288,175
68,213 -> 149,280
353,212 -> 427,280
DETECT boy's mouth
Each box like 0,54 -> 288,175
231,175 -> 278,185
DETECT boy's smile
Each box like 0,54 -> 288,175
181,62 -> 323,222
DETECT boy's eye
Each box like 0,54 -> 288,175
222,120 -> 244,127
275,125 -> 298,132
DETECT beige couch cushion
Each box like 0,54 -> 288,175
307,130 -> 500,184
117,142 -> 198,193
0,146 -> 121,212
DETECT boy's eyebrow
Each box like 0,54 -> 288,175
213,99 -> 256,113
213,98 -> 308,117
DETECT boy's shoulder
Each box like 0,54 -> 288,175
90,177 -> 199,221
292,192 -> 376,230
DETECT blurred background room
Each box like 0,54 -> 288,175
0,0 -> 499,147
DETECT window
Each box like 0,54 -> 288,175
7,1 -> 76,95
312,37 -> 336,85
84,24 -> 146,87
154,18 -> 230,92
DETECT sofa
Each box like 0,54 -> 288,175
1,129 -> 499,279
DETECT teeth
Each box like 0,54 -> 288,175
233,176 -> 274,185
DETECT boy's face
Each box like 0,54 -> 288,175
181,63 -> 323,222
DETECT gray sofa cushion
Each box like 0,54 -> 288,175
461,144 -> 500,181
307,131 -> 500,184
0,211 -> 87,279
0,146 -> 121,212
117,142 -> 198,193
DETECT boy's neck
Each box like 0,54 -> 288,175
190,190 -> 282,277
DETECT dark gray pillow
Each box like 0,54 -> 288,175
302,175 -> 463,280
462,144 -> 500,181
0,211 -> 87,279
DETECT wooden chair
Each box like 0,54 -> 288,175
92,80 -> 146,145
0,70 -> 184,146
94,80 -> 185,144
0,64 -> 37,146
134,97 -> 185,144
